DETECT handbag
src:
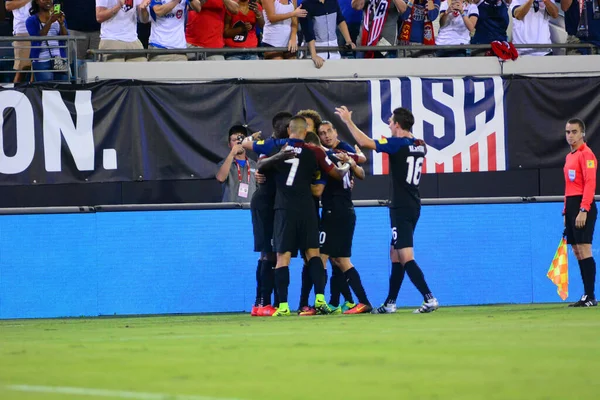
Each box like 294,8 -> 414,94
39,17 -> 67,71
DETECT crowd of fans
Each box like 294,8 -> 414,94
0,0 -> 598,81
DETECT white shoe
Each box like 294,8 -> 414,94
413,298 -> 439,314
371,302 -> 397,314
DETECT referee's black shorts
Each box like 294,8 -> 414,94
251,204 -> 275,253
389,207 -> 420,250
320,208 -> 356,258
273,208 -> 320,254
565,196 -> 597,245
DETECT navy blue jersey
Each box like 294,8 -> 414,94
374,137 -> 425,209
254,138 -> 334,211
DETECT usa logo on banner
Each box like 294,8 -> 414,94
369,77 -> 506,174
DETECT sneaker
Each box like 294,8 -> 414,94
341,301 -> 356,313
371,302 -> 397,314
413,298 -> 439,314
298,306 -> 317,316
315,299 -> 334,315
343,303 -> 372,314
272,307 -> 291,317
328,304 -> 342,315
259,305 -> 277,316
569,295 -> 598,307
251,305 -> 260,316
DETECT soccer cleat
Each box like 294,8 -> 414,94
328,304 -> 342,315
343,303 -> 372,314
341,301 -> 356,313
315,298 -> 334,315
371,302 -> 397,314
251,305 -> 260,316
298,306 -> 317,316
259,305 -> 277,316
272,307 -> 291,317
569,295 -> 598,307
413,298 -> 439,314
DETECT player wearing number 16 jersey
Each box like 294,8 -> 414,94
335,106 -> 439,314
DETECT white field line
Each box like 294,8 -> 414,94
5,385 -> 244,400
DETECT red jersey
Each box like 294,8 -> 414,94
185,0 -> 226,48
564,143 -> 597,212
224,5 -> 263,48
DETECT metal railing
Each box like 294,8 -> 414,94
0,35 -> 85,83
0,195 -> 586,216
88,42 -> 599,61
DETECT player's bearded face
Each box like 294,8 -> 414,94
318,125 -> 337,147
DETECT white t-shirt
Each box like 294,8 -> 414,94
96,0 -> 142,42
509,0 -> 551,56
10,1 -> 32,35
436,2 -> 479,45
148,0 -> 187,49
262,0 -> 294,47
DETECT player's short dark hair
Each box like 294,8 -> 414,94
305,131 -> 322,146
317,120 -> 334,133
272,111 -> 292,139
297,109 -> 323,132
228,125 -> 248,139
289,116 -> 308,134
392,108 -> 415,131
567,118 -> 586,133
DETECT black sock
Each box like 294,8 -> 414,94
404,259 -> 433,301
308,256 -> 327,295
385,262 -> 405,304
345,267 -> 370,306
299,263 -> 313,308
274,267 -> 290,304
255,259 -> 262,306
260,260 -> 276,306
338,268 -> 354,304
329,265 -> 342,307
579,257 -> 596,299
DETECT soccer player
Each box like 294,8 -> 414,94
250,111 -> 293,316
563,118 -> 598,307
249,116 -> 351,316
335,105 -> 440,314
316,121 -> 372,314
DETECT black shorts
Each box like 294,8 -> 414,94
320,208 -> 356,258
389,207 -> 420,250
565,196 -> 597,245
251,205 -> 274,253
273,208 -> 320,254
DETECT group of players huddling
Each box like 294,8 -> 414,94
241,106 -> 440,317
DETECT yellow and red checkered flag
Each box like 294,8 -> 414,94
547,237 -> 568,300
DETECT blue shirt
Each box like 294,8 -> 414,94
471,0 -> 509,44
399,0 -> 441,43
299,0 -> 345,44
25,15 -> 68,61
562,0 -> 600,45
339,0 -> 363,24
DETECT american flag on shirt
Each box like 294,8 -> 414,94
369,77 -> 506,175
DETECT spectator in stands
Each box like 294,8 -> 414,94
224,0 -> 264,60
185,0 -> 239,61
560,0 -> 600,52
470,0 -> 509,54
299,0 -> 356,68
398,0 -> 441,58
6,0 -> 32,83
216,125 -> 257,203
26,0 -> 68,82
338,0 -> 362,58
352,0 -> 404,59
510,0 -> 558,56
95,0 -> 150,62
147,0 -> 202,61
261,0 -> 306,59
435,0 -> 478,56
63,0 -> 100,60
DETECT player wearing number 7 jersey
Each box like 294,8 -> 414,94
249,116 -> 352,316
335,105 -> 439,314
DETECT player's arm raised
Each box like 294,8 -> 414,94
335,106 -> 376,150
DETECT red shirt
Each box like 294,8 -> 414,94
185,0 -> 226,48
224,5 -> 263,48
564,143 -> 597,211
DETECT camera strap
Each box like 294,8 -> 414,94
235,158 -> 251,183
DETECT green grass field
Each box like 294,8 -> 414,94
1,304 -> 599,400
